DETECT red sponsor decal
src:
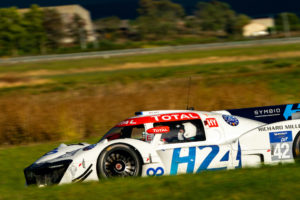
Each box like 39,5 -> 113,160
146,135 -> 153,141
147,126 -> 170,134
116,113 -> 200,127
206,118 -> 219,127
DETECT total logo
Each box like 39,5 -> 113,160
117,119 -> 137,126
147,126 -> 170,134
151,113 -> 200,122
117,113 -> 200,127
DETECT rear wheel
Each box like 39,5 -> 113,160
293,131 -> 300,160
97,144 -> 142,178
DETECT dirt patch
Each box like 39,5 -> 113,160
0,78 -> 52,88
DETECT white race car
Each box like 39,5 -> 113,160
24,104 -> 300,186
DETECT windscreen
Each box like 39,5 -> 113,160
154,119 -> 205,143
99,125 -> 147,142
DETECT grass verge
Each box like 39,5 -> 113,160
1,43 -> 300,73
0,43 -> 298,145
0,141 -> 299,200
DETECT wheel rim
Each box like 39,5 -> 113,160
103,150 -> 137,177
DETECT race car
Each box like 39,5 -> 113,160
24,103 -> 300,186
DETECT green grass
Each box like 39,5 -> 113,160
0,43 -> 300,73
1,56 -> 298,97
45,58 -> 292,83
0,42 -> 299,97
1,141 -> 300,200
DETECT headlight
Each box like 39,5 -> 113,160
83,144 -> 97,151
57,149 -> 80,159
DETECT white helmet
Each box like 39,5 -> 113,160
182,122 -> 197,139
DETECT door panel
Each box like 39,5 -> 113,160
156,143 -> 232,175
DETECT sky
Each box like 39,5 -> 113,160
0,0 -> 299,20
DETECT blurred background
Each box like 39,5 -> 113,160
0,0 -> 300,56
0,0 -> 299,146
0,1 -> 300,199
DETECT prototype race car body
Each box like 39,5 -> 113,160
24,104 -> 300,186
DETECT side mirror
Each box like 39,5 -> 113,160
147,126 -> 170,134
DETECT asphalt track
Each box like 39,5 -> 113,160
1,37 -> 300,64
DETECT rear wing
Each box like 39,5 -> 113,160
223,104 -> 300,124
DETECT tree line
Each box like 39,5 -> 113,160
96,0 -> 300,41
1,1 -> 300,56
0,5 -> 86,56
95,0 -> 252,42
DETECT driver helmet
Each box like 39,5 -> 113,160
182,122 -> 197,140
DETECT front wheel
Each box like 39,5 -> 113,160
97,144 -> 142,178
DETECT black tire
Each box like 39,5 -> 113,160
97,144 -> 142,178
293,131 -> 300,160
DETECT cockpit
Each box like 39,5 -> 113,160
99,112 -> 206,144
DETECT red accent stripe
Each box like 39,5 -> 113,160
116,113 -> 201,127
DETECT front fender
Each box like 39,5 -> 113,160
65,139 -> 159,182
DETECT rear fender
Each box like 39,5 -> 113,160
237,119 -> 300,163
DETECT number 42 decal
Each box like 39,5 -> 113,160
273,143 -> 291,159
